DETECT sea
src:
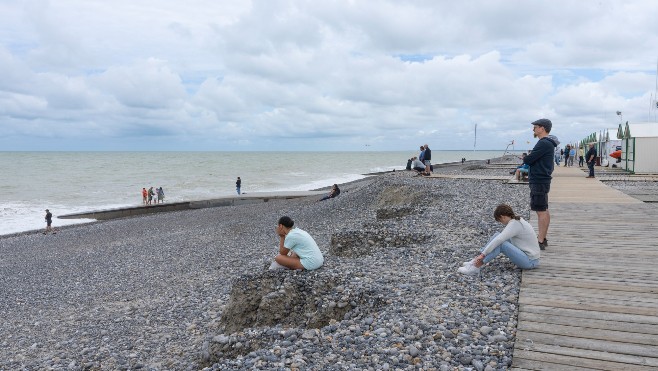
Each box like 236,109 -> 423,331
1,151 -> 515,236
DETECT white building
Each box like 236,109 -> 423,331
617,122 -> 658,173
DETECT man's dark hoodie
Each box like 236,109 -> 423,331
523,135 -> 560,184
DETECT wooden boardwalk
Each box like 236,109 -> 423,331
511,166 -> 658,370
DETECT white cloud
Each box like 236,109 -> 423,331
1,0 -> 657,150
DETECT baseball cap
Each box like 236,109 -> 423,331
531,118 -> 552,132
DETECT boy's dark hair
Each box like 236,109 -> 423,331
278,216 -> 294,228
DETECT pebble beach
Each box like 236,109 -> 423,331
2,158 -> 653,370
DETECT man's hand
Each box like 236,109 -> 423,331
276,225 -> 287,237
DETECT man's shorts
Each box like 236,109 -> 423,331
424,160 -> 431,167
529,183 -> 550,211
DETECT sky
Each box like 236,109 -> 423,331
1,0 -> 658,151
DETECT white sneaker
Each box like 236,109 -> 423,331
462,259 -> 475,267
457,263 -> 481,275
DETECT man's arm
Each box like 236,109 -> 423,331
523,140 -> 551,165
277,226 -> 291,255
279,235 -> 290,255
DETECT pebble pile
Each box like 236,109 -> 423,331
1,158 -> 543,370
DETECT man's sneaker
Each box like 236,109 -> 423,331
538,239 -> 547,250
457,263 -> 481,275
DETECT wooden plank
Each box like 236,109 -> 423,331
515,330 -> 658,358
522,275 -> 658,288
517,312 -> 658,335
513,348 -> 658,370
512,358 -> 600,370
520,291 -> 658,307
519,283 -> 658,300
521,277 -> 658,293
518,297 -> 658,316
520,292 -> 658,308
533,261 -> 658,273
518,321 -> 658,346
519,304 -> 658,325
514,342 -> 658,367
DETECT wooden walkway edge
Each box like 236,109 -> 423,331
511,166 -> 658,370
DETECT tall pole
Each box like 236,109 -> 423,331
655,58 -> 658,121
473,123 -> 477,151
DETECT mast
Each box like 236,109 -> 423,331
655,58 -> 658,121
473,123 -> 477,151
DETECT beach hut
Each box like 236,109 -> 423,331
601,128 -> 622,167
617,121 -> 658,173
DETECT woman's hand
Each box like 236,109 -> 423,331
474,254 -> 485,266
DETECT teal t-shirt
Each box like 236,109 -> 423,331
284,228 -> 324,270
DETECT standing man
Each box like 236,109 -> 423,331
236,177 -> 242,195
578,146 -> 585,167
585,143 -> 597,178
423,144 -> 432,175
44,209 -> 53,234
523,118 -> 559,250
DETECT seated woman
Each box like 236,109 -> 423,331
319,184 -> 340,201
515,163 -> 529,181
272,216 -> 324,270
458,204 -> 540,275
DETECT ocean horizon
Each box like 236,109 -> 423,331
1,150 -> 521,235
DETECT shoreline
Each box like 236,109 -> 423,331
0,158 -> 479,239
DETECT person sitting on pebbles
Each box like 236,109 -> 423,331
458,204 -> 540,275
271,216 -> 324,271
318,184 -> 340,201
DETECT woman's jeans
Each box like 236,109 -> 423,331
481,232 -> 540,269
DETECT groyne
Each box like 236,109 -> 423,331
58,191 -> 326,221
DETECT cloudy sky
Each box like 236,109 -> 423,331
1,0 -> 658,151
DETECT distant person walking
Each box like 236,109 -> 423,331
142,188 -> 148,205
578,146 -> 585,167
554,146 -> 561,166
236,177 -> 242,195
563,144 -> 571,167
423,144 -> 432,175
569,146 -> 576,166
523,118 -> 559,251
148,187 -> 154,205
44,209 -> 55,234
586,143 -> 597,178
157,187 -> 165,203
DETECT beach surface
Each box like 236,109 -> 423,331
2,158 -> 653,370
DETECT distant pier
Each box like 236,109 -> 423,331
59,191 -> 325,221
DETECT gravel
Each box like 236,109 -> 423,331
1,157 -> 540,370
